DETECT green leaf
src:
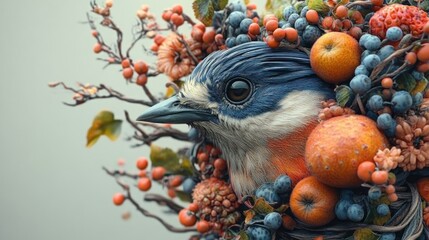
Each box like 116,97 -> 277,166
193,0 -> 215,26
175,190 -> 192,202
275,203 -> 290,213
150,144 -> 181,172
335,85 -> 354,107
353,228 -> 378,240
86,111 -> 122,147
212,0 -> 228,10
238,230 -> 250,240
307,0 -> 330,14
252,198 -> 274,215
396,72 -> 417,92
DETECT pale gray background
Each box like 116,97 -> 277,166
0,0 -> 262,240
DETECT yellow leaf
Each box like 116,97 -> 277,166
244,209 -> 256,224
86,111 -> 122,148
253,198 -> 274,214
411,77 -> 428,95
353,228 -> 378,240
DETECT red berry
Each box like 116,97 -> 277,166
202,30 -> 216,44
266,35 -> 280,48
134,61 -> 148,74
265,20 -> 278,32
138,170 -> 147,178
371,170 -> 389,185
122,67 -> 134,79
381,77 -> 393,89
357,161 -> 376,182
93,43 -> 102,53
322,16 -> 334,29
137,177 -> 152,191
172,4 -> 183,15
151,166 -> 166,180
136,157 -> 149,170
196,220 -> 210,233
154,35 -> 166,46
178,209 -> 197,227
169,175 -> 183,188
113,193 -> 125,206
273,28 -> 286,42
197,152 -> 209,163
405,52 -> 417,65
136,74 -> 148,86
417,43 -> 429,62
246,3 -> 257,10
150,44 -> 159,52
335,5 -> 349,19
284,28 -> 298,42
213,158 -> 227,171
263,14 -> 278,27
121,59 -> 131,68
162,10 -> 173,22
91,30 -> 99,37
248,23 -> 261,35
188,203 -> 199,213
306,10 -> 319,25
171,13 -> 184,27
194,23 -> 206,32
385,184 -> 396,194
105,0 -> 113,8
191,28 -> 204,42
167,188 -> 176,198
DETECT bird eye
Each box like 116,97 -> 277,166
225,78 -> 252,104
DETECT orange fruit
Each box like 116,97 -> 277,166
310,32 -> 361,84
417,177 -> 429,202
305,115 -> 388,188
290,176 -> 339,226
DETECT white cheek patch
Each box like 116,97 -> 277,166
181,79 -> 219,113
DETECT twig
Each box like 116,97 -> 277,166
103,167 -> 197,233
142,85 -> 159,104
144,193 -> 185,213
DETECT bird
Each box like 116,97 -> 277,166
137,41 -> 335,199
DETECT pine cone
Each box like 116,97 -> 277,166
319,99 -> 355,121
394,113 -> 429,171
192,178 -> 241,232
157,34 -> 202,80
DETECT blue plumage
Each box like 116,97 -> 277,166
188,42 -> 334,119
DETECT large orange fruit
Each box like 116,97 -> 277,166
305,115 -> 388,188
310,32 -> 360,84
290,176 -> 339,226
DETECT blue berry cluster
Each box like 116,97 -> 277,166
282,6 -> 322,47
335,190 -> 365,222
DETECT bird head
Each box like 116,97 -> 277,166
138,42 -> 334,198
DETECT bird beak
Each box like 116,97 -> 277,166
136,95 -> 215,124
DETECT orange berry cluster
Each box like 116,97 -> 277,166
120,58 -> 150,86
357,161 -> 398,202
263,14 -> 299,48
190,23 -> 223,55
321,6 -> 364,40
196,143 -> 227,180
406,42 -> 429,73
162,4 -> 185,27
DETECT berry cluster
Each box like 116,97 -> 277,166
195,143 -> 227,180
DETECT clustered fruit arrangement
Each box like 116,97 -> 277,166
50,0 -> 429,239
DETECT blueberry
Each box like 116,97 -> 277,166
368,95 -> 384,112
364,35 -> 381,51
380,233 -> 396,240
413,92 -> 423,107
363,54 -> 381,70
359,33 -> 371,48
350,74 -> 371,94
376,204 -> 390,216
391,91 -> 413,114
361,49 -> 375,62
384,120 -> 397,138
368,186 -> 382,200
411,70 -> 424,80
255,183 -> 281,203
377,45 -> 395,61
273,174 -> 292,194
366,110 -> 378,122
340,189 -> 354,200
236,34 -> 251,45
264,212 -> 282,230
377,113 -> 394,130
283,6 -> 297,21
300,6 -> 309,18
228,11 -> 246,28
294,17 -> 308,33
335,199 -> 353,220
302,25 -> 322,47
226,37 -> 236,48
182,178 -> 197,194
288,13 -> 300,26
355,65 -> 369,76
347,204 -> 365,222
250,226 -> 272,240
278,20 -> 287,28
386,26 -> 403,42
230,1 -> 245,12
239,18 -> 253,34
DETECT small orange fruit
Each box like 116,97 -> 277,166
305,115 -> 388,188
417,177 -> 429,202
310,32 -> 361,84
290,176 -> 339,226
